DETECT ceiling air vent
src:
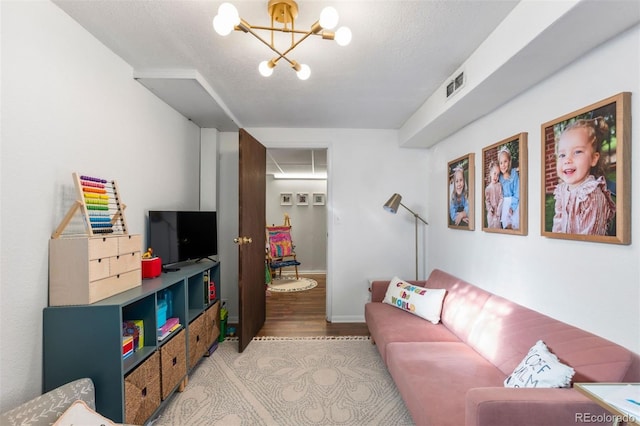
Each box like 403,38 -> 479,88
446,71 -> 465,99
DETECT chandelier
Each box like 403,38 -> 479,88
213,1 -> 352,80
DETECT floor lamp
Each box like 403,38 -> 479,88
383,193 -> 428,280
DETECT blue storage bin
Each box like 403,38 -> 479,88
157,300 -> 167,328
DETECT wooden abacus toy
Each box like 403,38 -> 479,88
52,172 -> 129,238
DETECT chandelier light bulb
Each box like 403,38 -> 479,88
296,64 -> 311,80
258,60 -> 274,77
335,26 -> 352,46
218,2 -> 240,23
213,2 -> 240,35
213,14 -> 234,36
319,7 -> 339,30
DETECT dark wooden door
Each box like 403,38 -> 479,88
237,129 -> 266,352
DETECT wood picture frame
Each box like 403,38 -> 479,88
481,133 -> 528,235
541,92 -> 631,244
447,153 -> 475,230
280,193 -> 293,206
296,192 -> 309,206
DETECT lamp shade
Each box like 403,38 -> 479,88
383,193 -> 402,214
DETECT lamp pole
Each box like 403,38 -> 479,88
399,202 -> 428,280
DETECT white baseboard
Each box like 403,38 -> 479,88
327,315 -> 365,323
227,315 -> 365,323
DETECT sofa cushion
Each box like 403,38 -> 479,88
466,294 -> 639,382
430,271 -> 492,342
504,340 -> 574,388
382,276 -> 446,324
386,342 -> 506,426
364,302 -> 460,362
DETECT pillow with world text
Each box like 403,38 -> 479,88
383,276 -> 446,324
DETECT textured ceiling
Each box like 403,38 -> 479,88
52,0 -> 520,130
50,1 -> 640,171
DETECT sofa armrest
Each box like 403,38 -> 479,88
0,378 -> 95,426
466,387 -> 614,426
370,280 -> 391,302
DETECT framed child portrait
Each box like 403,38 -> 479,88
312,193 -> 325,205
447,153 -> 475,230
541,92 -> 631,245
296,192 -> 309,206
481,133 -> 528,236
280,193 -> 293,206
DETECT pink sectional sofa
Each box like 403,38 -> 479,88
365,269 -> 640,426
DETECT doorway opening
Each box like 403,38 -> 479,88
264,148 -> 328,326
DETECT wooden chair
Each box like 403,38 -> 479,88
266,225 -> 300,279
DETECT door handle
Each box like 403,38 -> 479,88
233,236 -> 253,245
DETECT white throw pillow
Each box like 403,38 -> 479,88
382,276 -> 446,324
53,400 -> 116,426
504,340 -> 575,388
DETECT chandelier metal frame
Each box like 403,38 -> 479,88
213,0 -> 351,80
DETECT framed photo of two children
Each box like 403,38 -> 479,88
481,133 -> 528,235
541,92 -> 631,245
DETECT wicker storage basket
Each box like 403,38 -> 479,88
204,301 -> 220,349
124,351 -> 160,425
188,314 -> 206,369
160,328 -> 187,400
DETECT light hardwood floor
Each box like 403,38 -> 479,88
255,273 -> 370,337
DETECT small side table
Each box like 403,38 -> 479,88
574,383 -> 640,426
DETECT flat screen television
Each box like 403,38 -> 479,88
148,210 -> 217,270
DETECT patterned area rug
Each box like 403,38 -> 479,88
153,337 -> 413,426
267,276 -> 318,292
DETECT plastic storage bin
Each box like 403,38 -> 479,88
157,300 -> 167,327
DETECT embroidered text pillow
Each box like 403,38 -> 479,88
504,340 -> 575,388
383,276 -> 446,324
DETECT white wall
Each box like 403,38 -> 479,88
266,177 -> 327,272
218,129 -> 429,322
0,1 -> 202,412
217,132 -> 239,319
200,128 -> 219,211
425,24 -> 640,353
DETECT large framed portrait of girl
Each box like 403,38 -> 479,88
481,133 -> 528,235
541,92 -> 631,244
447,153 -> 475,231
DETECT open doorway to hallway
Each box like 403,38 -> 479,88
264,148 -> 328,327
257,273 -> 369,337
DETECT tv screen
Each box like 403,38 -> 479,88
148,211 -> 217,267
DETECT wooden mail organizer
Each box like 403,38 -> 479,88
49,172 -> 141,305
49,234 -> 142,306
